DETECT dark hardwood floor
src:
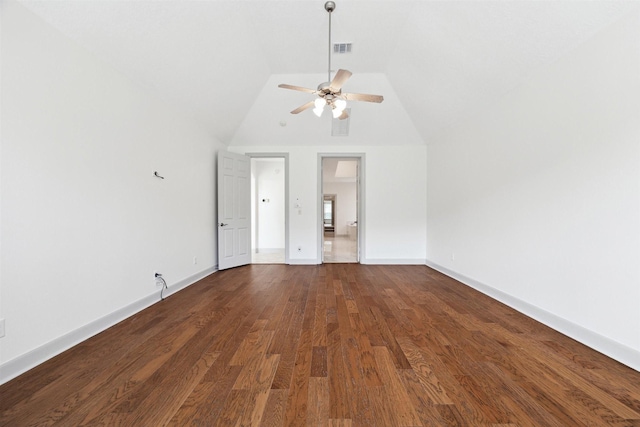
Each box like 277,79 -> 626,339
1,264 -> 639,426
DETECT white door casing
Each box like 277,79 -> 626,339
217,151 -> 251,270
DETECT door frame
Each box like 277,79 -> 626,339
317,153 -> 365,263
246,152 -> 290,265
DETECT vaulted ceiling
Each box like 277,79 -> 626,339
18,0 -> 636,145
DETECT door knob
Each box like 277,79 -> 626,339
220,223 -> 228,227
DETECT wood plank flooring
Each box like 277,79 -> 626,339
1,264 -> 639,426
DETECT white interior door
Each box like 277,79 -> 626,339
218,151 -> 251,270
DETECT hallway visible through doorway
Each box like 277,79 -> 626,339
250,157 -> 286,264
321,156 -> 360,263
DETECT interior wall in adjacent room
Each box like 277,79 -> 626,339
251,158 -> 285,251
323,182 -> 357,236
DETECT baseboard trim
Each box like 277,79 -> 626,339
161,267 -> 217,299
285,259 -> 428,266
425,260 -> 640,372
362,258 -> 427,265
254,248 -> 285,254
0,266 -> 217,385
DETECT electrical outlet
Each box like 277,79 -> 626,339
154,272 -> 163,287
0,318 -> 5,338
193,256 -> 198,265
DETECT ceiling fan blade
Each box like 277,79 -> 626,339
290,101 -> 315,114
278,84 -> 317,94
342,92 -> 384,103
338,110 -> 349,120
329,69 -> 352,92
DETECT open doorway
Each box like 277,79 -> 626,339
323,195 -> 336,236
320,156 -> 362,263
250,157 -> 286,264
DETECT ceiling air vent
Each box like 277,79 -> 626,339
332,108 -> 351,137
333,43 -> 352,54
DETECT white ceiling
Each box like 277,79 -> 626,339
18,0 -> 637,145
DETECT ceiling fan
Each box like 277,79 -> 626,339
278,1 -> 384,121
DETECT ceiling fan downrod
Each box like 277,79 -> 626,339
325,1 -> 335,83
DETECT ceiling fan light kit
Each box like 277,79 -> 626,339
278,1 -> 383,122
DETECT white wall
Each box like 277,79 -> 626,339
427,14 -> 640,369
232,145 -> 427,264
323,182 -> 357,236
252,159 -> 285,250
0,2 -> 223,383
0,0 -> 4,367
